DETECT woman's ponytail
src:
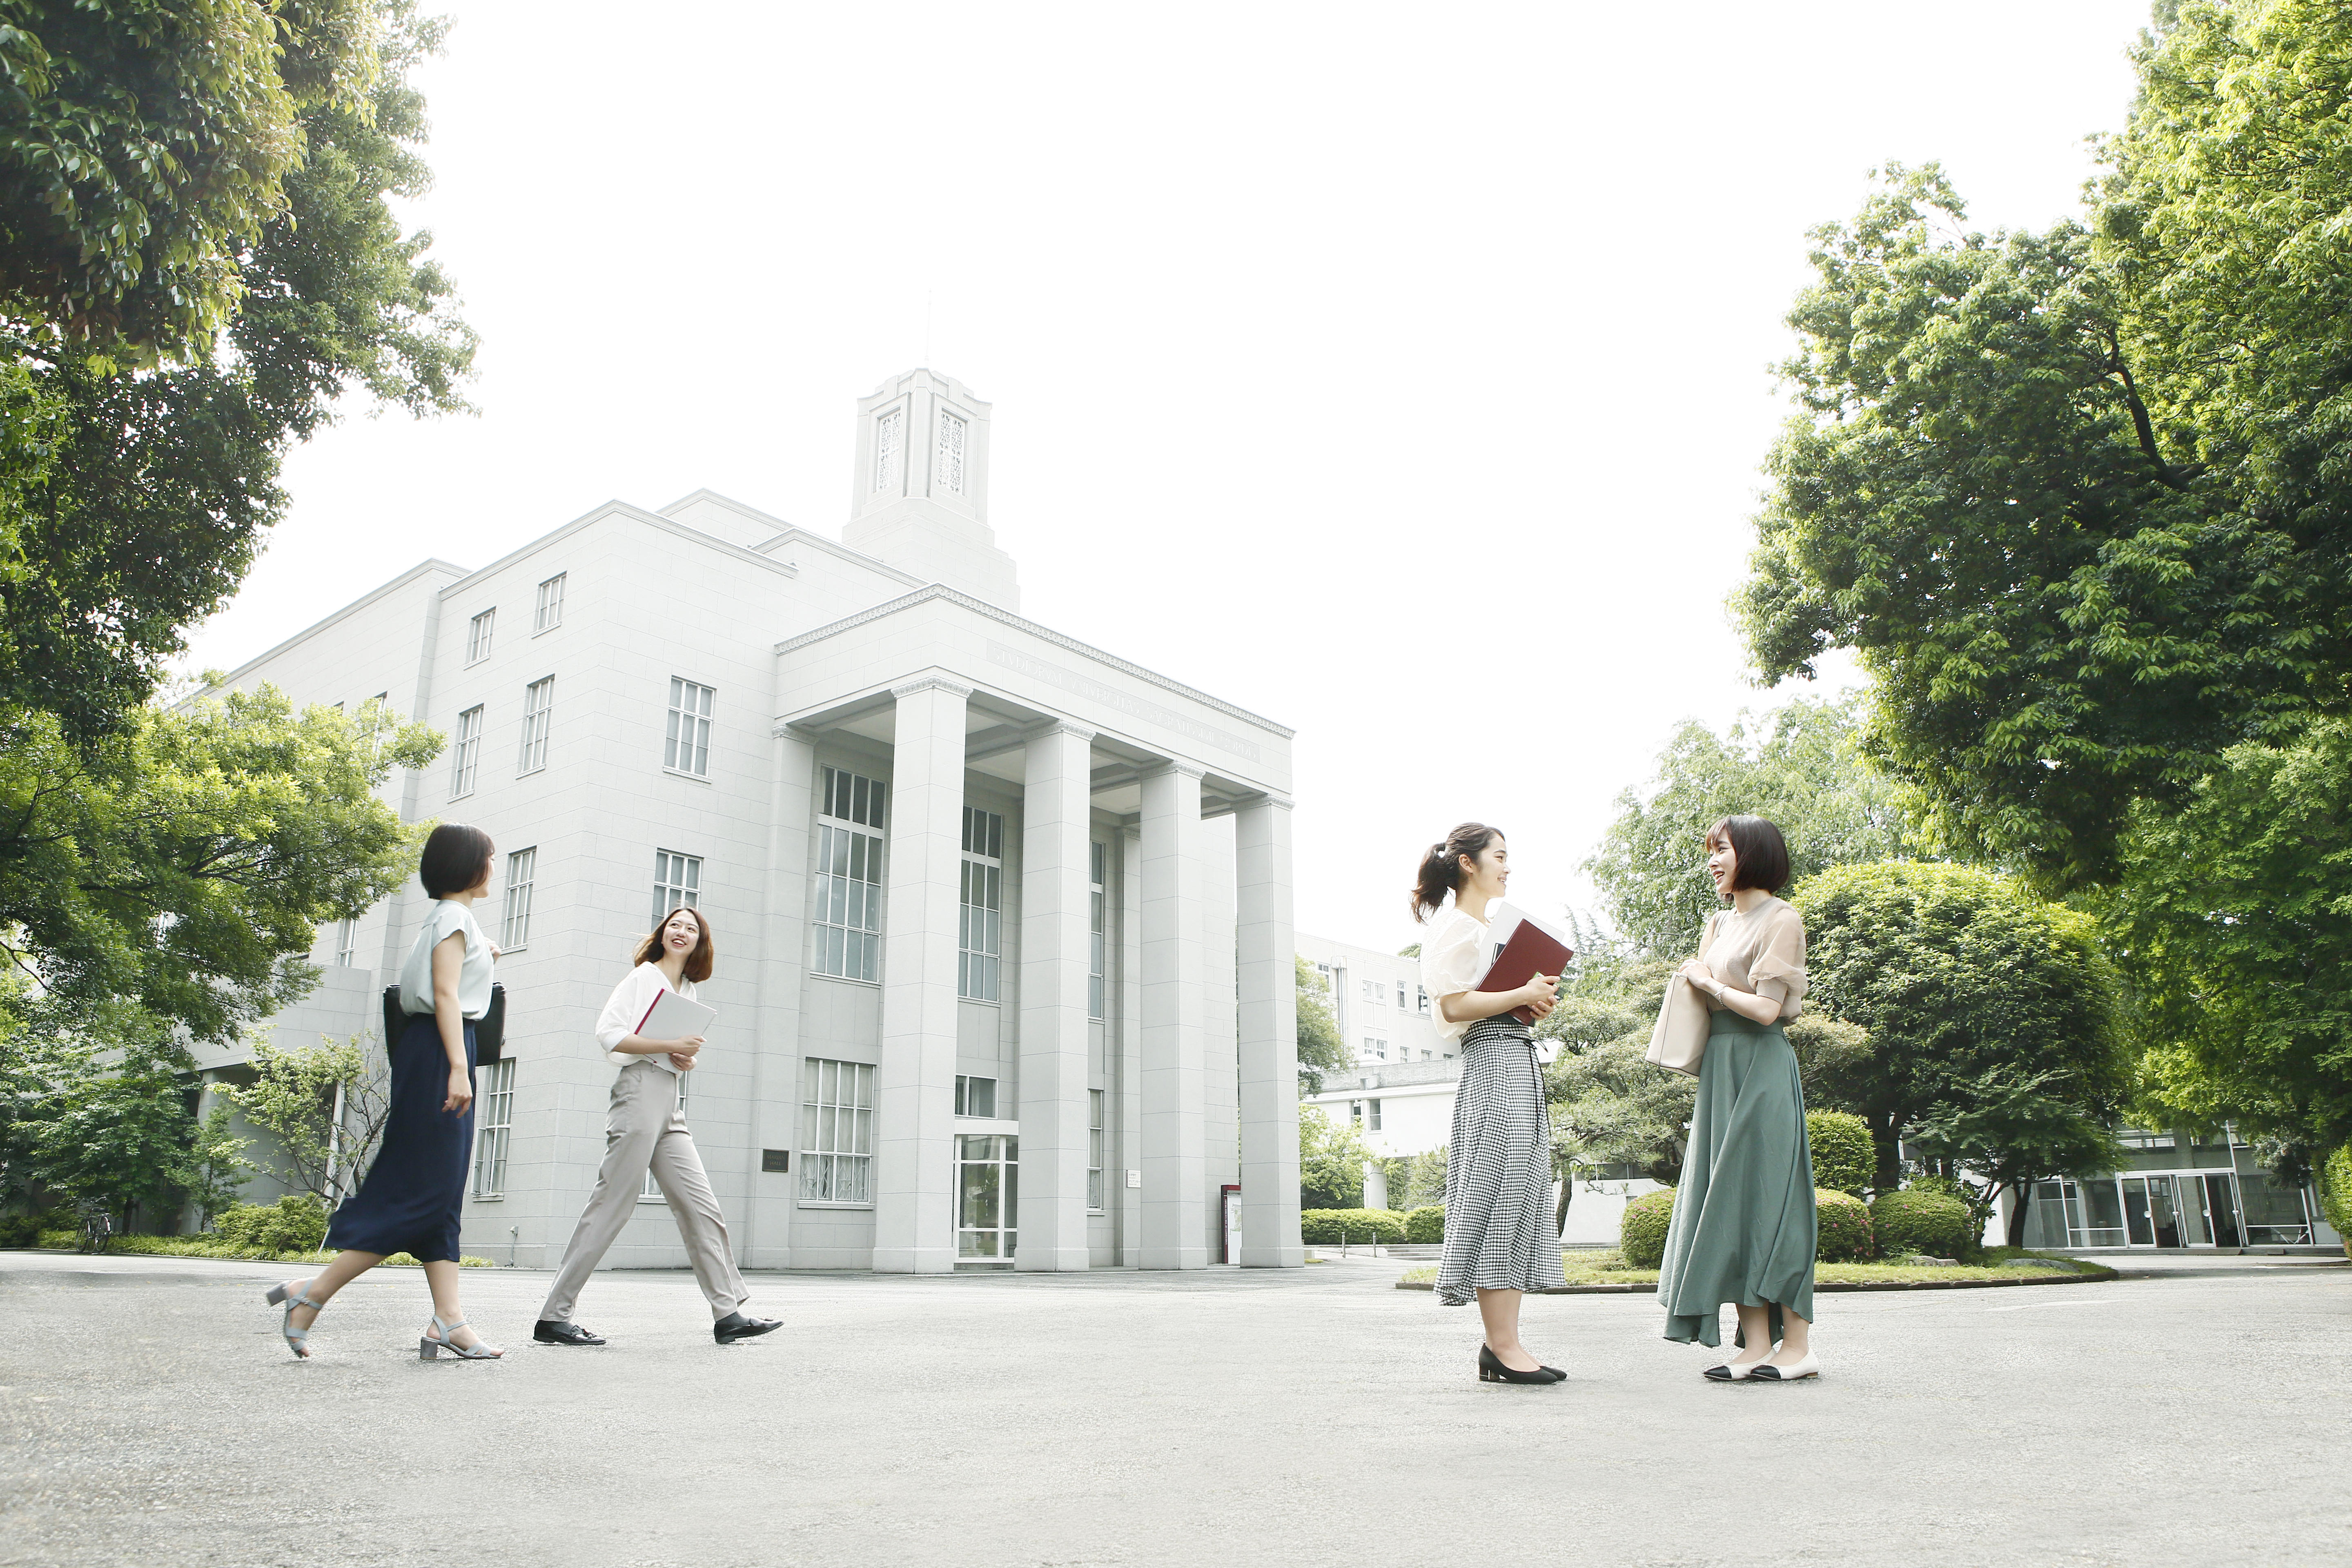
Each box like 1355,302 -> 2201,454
1410,821 -> 1503,922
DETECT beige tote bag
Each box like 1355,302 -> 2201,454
1646,974 -> 1709,1078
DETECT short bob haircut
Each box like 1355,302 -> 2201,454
419,823 -> 496,900
634,904 -> 715,984
1704,814 -> 1792,895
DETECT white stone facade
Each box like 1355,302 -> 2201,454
200,370 -> 1301,1274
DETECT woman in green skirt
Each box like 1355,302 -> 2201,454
1657,814 -> 1820,1382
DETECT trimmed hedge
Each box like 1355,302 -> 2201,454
2321,1146 -> 2352,1255
212,1195 -> 329,1254
1404,1204 -> 1445,1243
1300,1208 -> 1407,1245
34,1231 -> 492,1267
1871,1187 -> 1976,1259
1620,1188 -> 1675,1267
1807,1111 -> 1876,1197
1816,1189 -> 1873,1262
0,1212 -> 58,1248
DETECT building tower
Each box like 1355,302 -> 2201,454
843,368 -> 1021,611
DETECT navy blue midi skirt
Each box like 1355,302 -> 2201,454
325,1013 -> 475,1263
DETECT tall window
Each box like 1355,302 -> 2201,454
449,705 -> 483,797
801,1058 -> 876,1203
533,572 -> 566,633
517,675 -> 554,775
466,608 -> 495,665
471,1060 -> 516,1198
334,919 -> 358,967
501,847 -> 537,951
958,806 -> 1004,1001
814,767 -> 885,982
651,849 -> 701,929
1395,981 -> 1406,1009
873,407 -> 904,492
363,692 -> 391,758
1361,978 -> 1381,1006
1368,1098 -> 1383,1133
1088,1088 -> 1105,1212
954,1074 -> 998,1117
935,410 -> 967,494
666,677 -> 714,776
644,1072 -> 685,1198
1416,986 -> 1430,1015
1088,841 -> 1107,1020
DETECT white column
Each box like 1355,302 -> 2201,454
1236,795 -> 1303,1266
872,676 -> 969,1274
1016,722 -> 1095,1270
1116,827 -> 1144,1265
741,723 -> 817,1267
1140,762 -> 1207,1269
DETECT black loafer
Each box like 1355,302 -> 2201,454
713,1311 -> 781,1345
533,1319 -> 606,1346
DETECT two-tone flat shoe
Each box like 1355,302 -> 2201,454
1703,1359 -> 1768,1381
1748,1353 -> 1820,1381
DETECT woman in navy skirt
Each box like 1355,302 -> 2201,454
265,824 -> 504,1361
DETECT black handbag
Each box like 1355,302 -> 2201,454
381,982 -> 506,1065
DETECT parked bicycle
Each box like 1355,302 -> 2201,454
75,1202 -> 114,1255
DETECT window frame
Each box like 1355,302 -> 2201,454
517,674 -> 555,776
800,1056 -> 878,1206
533,572 -> 566,634
650,849 -> 702,931
333,918 -> 358,968
465,608 -> 495,666
1087,1087 -> 1106,1212
448,705 -> 483,799
958,805 -> 1004,1002
1088,840 -> 1107,1020
812,766 -> 887,984
501,846 -> 537,952
664,677 -> 716,779
470,1059 -> 517,1199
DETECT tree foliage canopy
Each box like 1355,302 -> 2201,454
1793,861 -> 2131,1190
1587,699 -> 1912,958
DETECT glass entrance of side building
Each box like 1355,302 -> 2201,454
2028,1170 -> 2312,1250
957,1134 -> 1018,1263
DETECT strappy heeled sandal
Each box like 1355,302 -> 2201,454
419,1314 -> 503,1361
264,1279 -> 327,1360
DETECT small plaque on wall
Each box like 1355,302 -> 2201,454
761,1149 -> 790,1173
1125,1169 -> 1142,1188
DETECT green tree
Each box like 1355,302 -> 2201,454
1298,1105 -> 1377,1210
0,0 -> 381,356
1794,861 -> 2131,1191
216,1031 -> 391,1207
1909,1071 -> 2128,1247
2114,720 -> 2352,1152
1587,699 -> 1912,957
3,0 -> 473,744
0,686 -> 440,1043
1294,956 -> 1347,1093
1543,956 -> 1695,1198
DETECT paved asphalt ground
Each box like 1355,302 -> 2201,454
2,1248 -> 2345,1568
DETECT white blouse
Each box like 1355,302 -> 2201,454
397,900 -> 495,1020
596,962 -> 700,1076
1419,903 -> 1491,1045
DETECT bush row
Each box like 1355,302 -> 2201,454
2321,1145 -> 2352,1254
1617,1183 -> 1975,1266
1300,1208 -> 1407,1245
1404,1205 -> 1444,1244
31,1231 -> 493,1267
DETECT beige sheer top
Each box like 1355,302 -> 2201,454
1697,896 -> 1809,1022
1420,904 -> 1490,1045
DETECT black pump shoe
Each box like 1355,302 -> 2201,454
533,1319 -> 606,1346
1478,1345 -> 1564,1385
714,1311 -> 781,1345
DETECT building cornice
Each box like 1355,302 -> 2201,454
773,584 -> 1294,740
435,502 -> 800,604
196,557 -> 470,699
891,674 -> 975,700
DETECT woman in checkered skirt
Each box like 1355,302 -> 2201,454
1413,823 -> 1568,1385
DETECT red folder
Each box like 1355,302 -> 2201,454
1474,902 -> 1575,1025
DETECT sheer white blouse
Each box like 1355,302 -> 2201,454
1420,904 -> 1492,1045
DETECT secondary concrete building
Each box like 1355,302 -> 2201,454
196,369 -> 1303,1275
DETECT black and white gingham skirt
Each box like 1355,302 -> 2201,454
1435,1014 -> 1565,1305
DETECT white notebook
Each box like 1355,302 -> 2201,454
635,987 -> 717,1042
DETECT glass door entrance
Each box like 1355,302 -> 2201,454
2121,1177 -> 2183,1247
956,1134 -> 1018,1262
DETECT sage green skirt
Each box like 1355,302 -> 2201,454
1657,1010 -> 1817,1348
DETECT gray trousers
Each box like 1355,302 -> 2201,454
539,1061 -> 749,1323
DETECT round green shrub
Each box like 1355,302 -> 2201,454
2320,1145 -> 2352,1256
0,1211 -> 58,1248
1815,1189 -> 1873,1262
1299,1208 -> 1406,1245
211,1194 -> 329,1254
1806,1111 -> 1876,1197
1871,1187 -> 1975,1258
1619,1187 -> 1676,1268
1404,1205 -> 1445,1243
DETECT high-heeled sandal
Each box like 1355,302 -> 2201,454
419,1315 -> 503,1361
264,1279 -> 326,1359
1477,1345 -> 1564,1384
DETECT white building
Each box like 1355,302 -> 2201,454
198,369 -> 1303,1274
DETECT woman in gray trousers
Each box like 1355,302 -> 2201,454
533,906 -> 780,1347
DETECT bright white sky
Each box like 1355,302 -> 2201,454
179,0 -> 2153,956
